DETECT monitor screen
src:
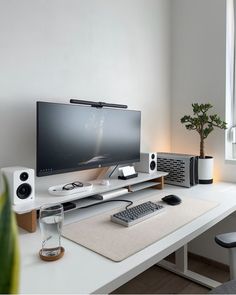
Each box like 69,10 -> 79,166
37,102 -> 141,176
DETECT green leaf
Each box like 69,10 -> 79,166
0,175 -> 20,294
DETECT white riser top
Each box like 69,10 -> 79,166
14,171 -> 168,214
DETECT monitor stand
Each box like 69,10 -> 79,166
97,165 -> 119,180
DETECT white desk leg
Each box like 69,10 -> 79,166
229,248 -> 236,280
158,244 -> 221,289
175,244 -> 188,272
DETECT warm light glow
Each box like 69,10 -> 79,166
213,168 -> 221,183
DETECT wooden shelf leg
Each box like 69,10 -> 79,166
16,210 -> 37,233
153,176 -> 164,189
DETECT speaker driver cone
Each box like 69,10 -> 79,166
20,172 -> 29,181
150,161 -> 156,171
17,183 -> 32,199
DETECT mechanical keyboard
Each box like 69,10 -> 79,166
111,201 -> 165,227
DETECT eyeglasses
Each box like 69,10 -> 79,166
62,181 -> 84,191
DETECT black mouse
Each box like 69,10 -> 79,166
162,195 -> 182,206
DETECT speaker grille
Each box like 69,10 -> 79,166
157,157 -> 186,184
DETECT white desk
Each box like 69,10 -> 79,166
19,182 -> 236,294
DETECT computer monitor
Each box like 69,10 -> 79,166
36,102 -> 141,176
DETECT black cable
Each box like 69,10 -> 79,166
78,199 -> 133,211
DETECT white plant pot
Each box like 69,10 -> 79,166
198,156 -> 214,184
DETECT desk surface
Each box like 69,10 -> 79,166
19,182 -> 236,294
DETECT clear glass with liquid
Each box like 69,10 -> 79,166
39,204 -> 64,257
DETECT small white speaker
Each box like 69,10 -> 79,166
135,152 -> 157,174
1,166 -> 35,205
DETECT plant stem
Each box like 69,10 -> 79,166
200,137 -> 205,158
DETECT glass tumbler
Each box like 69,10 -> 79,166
39,204 -> 64,257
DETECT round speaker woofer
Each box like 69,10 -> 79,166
150,161 -> 156,171
17,183 -> 32,199
20,172 -> 29,181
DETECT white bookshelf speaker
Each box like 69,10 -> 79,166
1,166 -> 35,205
135,152 -> 157,174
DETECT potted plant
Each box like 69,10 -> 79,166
180,103 -> 227,184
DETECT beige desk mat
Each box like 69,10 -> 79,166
62,196 -> 218,262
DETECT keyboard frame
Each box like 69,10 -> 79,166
111,201 -> 165,227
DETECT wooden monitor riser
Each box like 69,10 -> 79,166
15,174 -> 165,233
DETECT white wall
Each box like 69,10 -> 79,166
171,0 -> 228,181
171,0 -> 236,183
170,0 -> 236,264
0,0 -> 171,188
